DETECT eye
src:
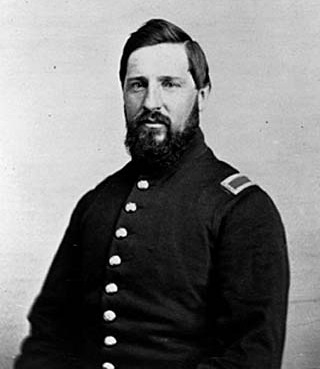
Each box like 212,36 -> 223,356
128,81 -> 145,92
162,79 -> 181,89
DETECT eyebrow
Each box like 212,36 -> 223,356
126,76 -> 147,83
158,76 -> 185,82
126,76 -> 186,83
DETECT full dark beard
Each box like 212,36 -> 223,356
125,100 -> 199,169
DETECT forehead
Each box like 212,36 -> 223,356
126,43 -> 190,78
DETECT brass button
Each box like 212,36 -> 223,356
137,180 -> 149,190
103,310 -> 116,322
109,255 -> 121,266
105,283 -> 118,294
104,336 -> 117,346
102,363 -> 115,369
125,202 -> 137,213
115,227 -> 128,239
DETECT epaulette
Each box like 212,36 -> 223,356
220,173 -> 255,195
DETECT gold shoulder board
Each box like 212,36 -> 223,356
220,173 -> 255,195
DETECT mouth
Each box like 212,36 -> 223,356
137,113 -> 170,128
144,123 -> 165,128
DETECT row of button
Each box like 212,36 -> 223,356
102,180 -> 150,369
115,200 -> 138,240
102,240 -> 124,366
104,256 -> 120,350
103,278 -> 118,367
103,237 -> 123,354
114,180 -> 150,241
105,256 -> 121,293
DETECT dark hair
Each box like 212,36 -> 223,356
119,19 -> 211,90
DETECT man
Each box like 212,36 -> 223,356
15,19 -> 289,369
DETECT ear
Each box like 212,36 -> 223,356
197,85 -> 211,112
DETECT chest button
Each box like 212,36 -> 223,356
109,255 -> 121,266
115,227 -> 127,239
125,202 -> 137,213
105,283 -> 118,294
104,336 -> 117,346
102,363 -> 115,369
103,310 -> 116,322
137,180 -> 149,190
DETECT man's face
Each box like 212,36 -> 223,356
123,43 -> 198,144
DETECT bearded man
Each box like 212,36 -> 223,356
15,19 -> 289,369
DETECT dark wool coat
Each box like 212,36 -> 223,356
15,129 -> 289,369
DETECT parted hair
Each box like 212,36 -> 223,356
119,19 -> 211,90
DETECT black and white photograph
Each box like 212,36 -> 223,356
1,1 -> 319,368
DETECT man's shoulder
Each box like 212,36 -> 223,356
200,151 -> 262,204
201,153 -> 283,233
201,151 -> 254,194
73,161 -> 134,212
94,161 -> 135,191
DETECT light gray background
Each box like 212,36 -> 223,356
1,1 -> 319,368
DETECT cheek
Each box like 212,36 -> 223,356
169,94 -> 197,125
124,96 -> 141,119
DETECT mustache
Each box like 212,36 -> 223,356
133,110 -> 171,127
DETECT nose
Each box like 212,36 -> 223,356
143,85 -> 162,111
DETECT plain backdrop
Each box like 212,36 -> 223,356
1,1 -> 320,368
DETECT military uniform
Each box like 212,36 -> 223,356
15,129 -> 289,369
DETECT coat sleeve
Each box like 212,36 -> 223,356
14,192 -> 93,369
198,188 -> 290,369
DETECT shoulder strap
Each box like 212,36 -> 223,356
220,173 -> 255,195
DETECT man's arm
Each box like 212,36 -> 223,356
14,192 -> 93,369
199,188 -> 289,369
